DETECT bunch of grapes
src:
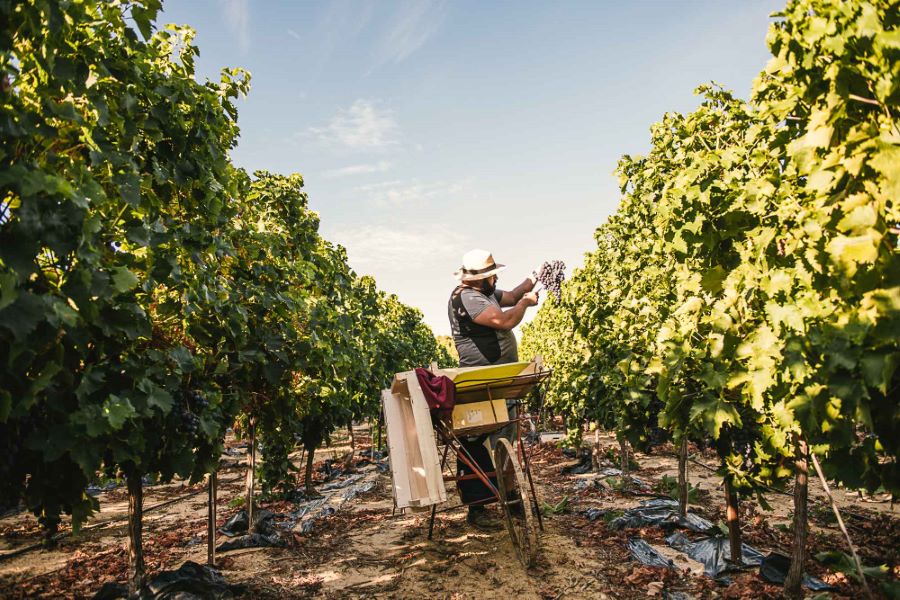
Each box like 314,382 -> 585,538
173,390 -> 206,436
718,424 -> 756,473
537,260 -> 566,302
186,390 -> 209,412
645,398 -> 668,448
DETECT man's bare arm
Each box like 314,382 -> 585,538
499,275 -> 537,307
472,293 -> 538,330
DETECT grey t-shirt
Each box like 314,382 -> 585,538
448,285 -> 519,367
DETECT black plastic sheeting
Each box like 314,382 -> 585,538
355,456 -> 389,473
217,510 -> 249,537
607,498 -> 716,534
321,473 -> 365,492
93,561 -> 239,599
216,509 -> 283,551
627,537 -> 675,569
759,552 -> 836,592
666,531 -> 764,577
217,509 -> 276,538
616,505 -> 835,592
254,510 -> 277,536
86,481 -> 120,497
342,480 -> 377,501
559,448 -> 594,475
561,461 -> 593,476
584,507 -> 607,522
360,449 -> 387,461
317,459 -> 354,482
298,507 -> 337,533
573,468 -> 653,493
215,467 -> 378,545
216,532 -> 284,552
286,479 -> 376,533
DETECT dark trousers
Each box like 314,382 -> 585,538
456,435 -> 498,505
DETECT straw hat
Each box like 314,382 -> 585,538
453,249 -> 507,281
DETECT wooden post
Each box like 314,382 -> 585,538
246,418 -> 256,528
207,471 -> 217,566
810,453 -> 872,599
618,435 -> 630,480
348,420 -> 355,460
127,472 -> 145,597
375,409 -> 384,456
724,476 -> 742,563
305,445 -> 317,496
677,437 -> 689,518
785,438 -> 808,598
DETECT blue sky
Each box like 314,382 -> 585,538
161,0 -> 784,336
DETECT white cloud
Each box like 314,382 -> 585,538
374,1 -> 447,68
354,179 -> 467,208
222,0 -> 250,54
323,161 -> 393,178
330,224 -> 466,272
287,29 -> 301,41
309,100 -> 398,150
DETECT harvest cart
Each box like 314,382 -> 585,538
424,361 -> 551,567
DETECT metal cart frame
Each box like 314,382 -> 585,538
425,368 -> 551,567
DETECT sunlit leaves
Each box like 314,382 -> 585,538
523,0 -> 899,497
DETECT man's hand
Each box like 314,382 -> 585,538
521,291 -> 539,307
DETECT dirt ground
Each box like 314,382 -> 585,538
0,427 -> 897,599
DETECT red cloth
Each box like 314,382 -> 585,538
414,367 -> 456,420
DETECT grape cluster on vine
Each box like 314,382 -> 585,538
536,260 -> 566,301
174,390 -> 207,436
718,424 -> 758,477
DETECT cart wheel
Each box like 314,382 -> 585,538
493,438 -> 539,567
520,443 -> 544,532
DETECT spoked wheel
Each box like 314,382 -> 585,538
520,440 -> 544,532
493,437 -> 540,567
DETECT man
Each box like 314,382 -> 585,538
449,249 -> 539,367
447,248 -> 539,528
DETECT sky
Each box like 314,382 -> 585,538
160,0 -> 785,337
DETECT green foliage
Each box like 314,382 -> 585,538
540,495 -> 571,516
522,0 -> 899,513
601,509 -> 624,524
0,1 -> 445,532
1,0 -> 248,525
603,476 -> 629,493
655,475 -> 699,503
599,446 -> 640,471
435,335 -> 458,366
226,174 -> 447,492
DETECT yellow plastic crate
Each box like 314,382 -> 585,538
440,361 -> 533,389
450,399 -> 509,430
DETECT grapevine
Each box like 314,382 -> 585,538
523,1 -> 899,596
0,1 -> 448,593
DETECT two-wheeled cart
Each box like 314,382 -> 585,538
425,366 -> 551,567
